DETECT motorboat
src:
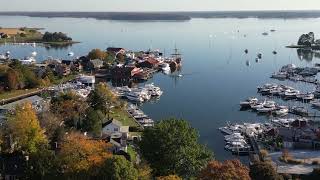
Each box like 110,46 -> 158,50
19,56 -> 36,65
144,83 -> 163,96
311,100 -> 320,108
126,92 -> 144,103
262,32 -> 269,36
291,106 -> 308,116
257,107 -> 274,113
240,97 -> 258,108
257,53 -> 262,59
271,72 -> 287,80
274,106 -> 289,116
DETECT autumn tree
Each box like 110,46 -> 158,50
249,160 -> 283,180
139,118 -> 213,178
3,102 -> 48,154
88,49 -> 107,60
156,175 -> 182,180
58,132 -> 112,177
137,161 -> 153,180
51,92 -> 88,128
97,156 -> 138,180
38,111 -> 64,141
199,159 -> 250,180
6,68 -> 21,90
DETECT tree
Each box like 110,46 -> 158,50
139,118 -> 213,178
58,132 -> 112,177
199,159 -> 250,180
26,146 -> 58,180
249,161 -> 283,180
97,156 -> 138,180
51,92 -> 88,128
83,108 -> 104,137
88,49 -> 107,60
137,161 -> 153,180
3,102 -> 48,154
38,111 -> 64,141
87,83 -> 117,117
6,68 -> 20,90
156,175 -> 182,180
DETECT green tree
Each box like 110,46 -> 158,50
249,160 -> 283,180
26,146 -> 58,180
87,83 -> 117,117
3,102 -> 48,154
139,118 -> 213,178
97,156 -> 138,180
83,108 -> 104,137
88,49 -> 107,60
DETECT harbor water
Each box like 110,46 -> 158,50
1,16 -> 320,160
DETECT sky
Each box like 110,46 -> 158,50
0,0 -> 319,11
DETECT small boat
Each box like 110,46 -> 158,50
19,56 -> 36,65
291,106 -> 308,116
246,60 -> 250,66
240,97 -> 258,108
257,107 -> 274,113
68,51 -> 74,57
272,51 -> 277,55
311,100 -> 320,108
262,32 -> 269,36
270,29 -> 276,32
244,49 -> 248,54
31,51 -> 37,56
271,72 -> 287,80
257,53 -> 262,59
274,106 -> 289,116
126,92 -> 144,103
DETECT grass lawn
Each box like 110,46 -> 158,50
110,107 -> 139,127
0,88 -> 40,101
127,145 -> 138,163
0,74 -> 77,101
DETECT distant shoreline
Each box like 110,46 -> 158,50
1,10 -> 320,21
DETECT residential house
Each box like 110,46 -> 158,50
138,58 -> 159,69
102,119 -> 129,136
102,119 -> 129,152
55,64 -> 71,76
107,47 -> 126,55
111,64 -> 142,81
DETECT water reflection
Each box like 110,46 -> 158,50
297,48 -> 320,61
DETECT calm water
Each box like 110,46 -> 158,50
1,16 -> 320,160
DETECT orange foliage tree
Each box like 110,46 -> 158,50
199,159 -> 250,180
58,132 -> 112,176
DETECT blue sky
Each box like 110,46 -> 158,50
0,0 -> 319,11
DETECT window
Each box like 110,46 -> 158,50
114,128 -> 119,132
